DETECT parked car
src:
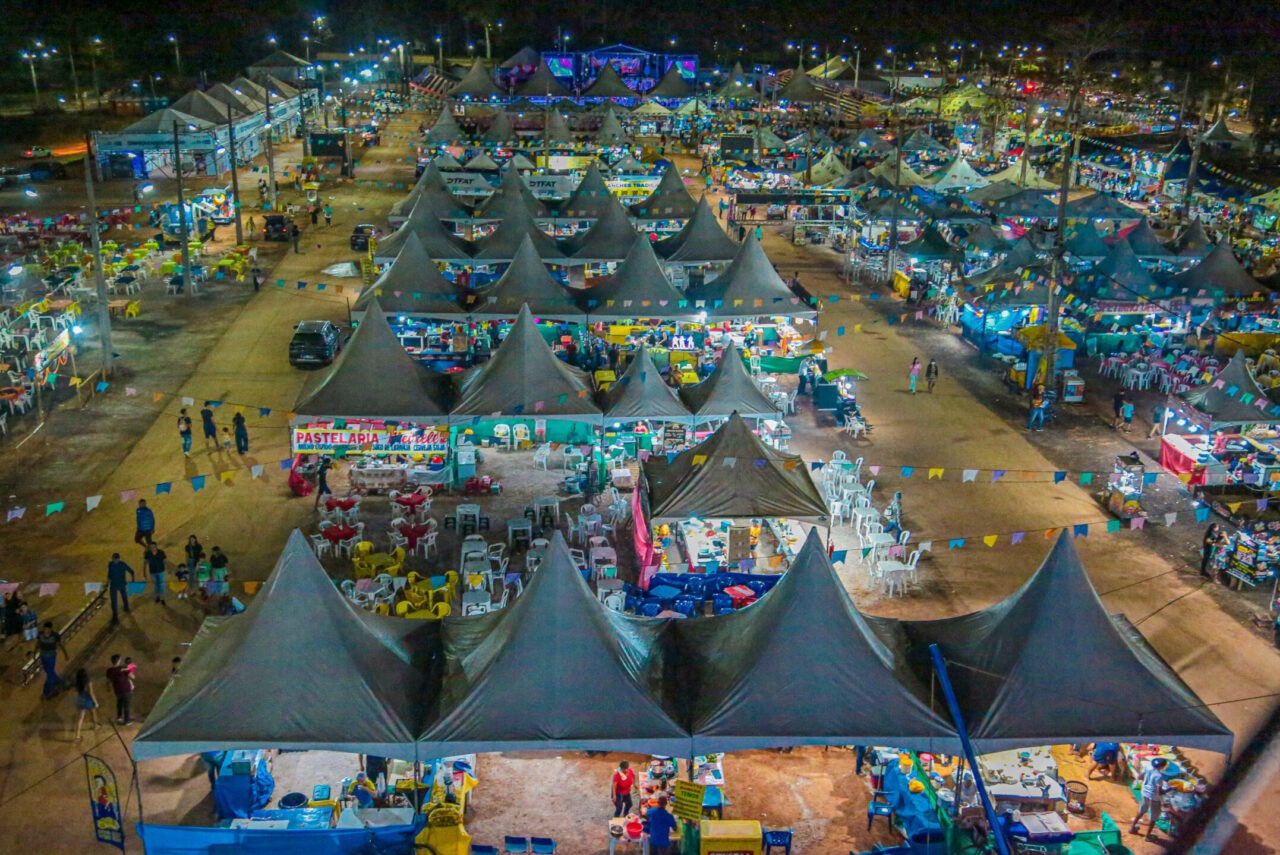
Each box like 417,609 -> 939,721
21,146 -> 51,159
289,320 -> 342,367
263,214 -> 290,241
350,223 -> 380,252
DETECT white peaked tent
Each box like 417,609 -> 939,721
930,158 -> 991,191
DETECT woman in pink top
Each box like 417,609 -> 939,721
909,357 -> 921,394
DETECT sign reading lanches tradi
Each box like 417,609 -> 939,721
293,428 -> 449,454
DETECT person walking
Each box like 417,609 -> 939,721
1120,398 -> 1136,433
1131,757 -> 1170,838
72,668 -> 99,741
310,206 -> 319,226
754,224 -> 763,242
33,621 -> 67,699
134,499 -> 156,547
232,411 -> 249,454
925,358 -> 939,393
144,543 -> 168,605
246,215 -> 256,239
251,269 -> 261,292
908,357 -> 921,394
1148,404 -> 1166,439
106,553 -> 135,623
737,224 -> 746,242
1027,385 -> 1047,431
105,655 -> 136,725
1200,523 -> 1222,578
177,408 -> 193,457
323,204 -> 333,226
610,760 -> 637,818
290,223 -> 301,254
199,403 -> 217,449
313,456 -> 333,510
1112,390 -> 1126,431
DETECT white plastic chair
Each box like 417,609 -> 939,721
310,533 -> 333,558
493,423 -> 512,450
512,423 -> 531,448
533,444 -> 551,470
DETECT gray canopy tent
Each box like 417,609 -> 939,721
450,59 -> 500,99
679,346 -> 781,421
425,108 -> 464,145
450,304 -> 602,422
775,64 -> 823,103
295,300 -> 454,420
469,235 -> 583,320
420,533 -> 689,755
475,167 -> 549,222
578,235 -> 693,320
717,62 -> 760,101
602,347 -> 695,422
515,61 -> 572,98
642,413 -> 827,521
543,109 -> 575,143
1124,219 -> 1175,260
1081,238 -> 1162,298
1172,219 -> 1214,259
673,531 -> 959,752
583,63 -> 637,99
1167,240 -> 1262,297
471,203 -> 562,262
134,530 -> 439,760
560,165 -> 620,220
1177,350 -> 1279,430
353,234 -> 466,321
686,233 -> 815,319
389,161 -> 471,225
647,65 -> 692,99
565,193 -> 640,261
877,532 -> 1233,753
655,198 -> 740,264
594,107 -> 631,145
630,166 -> 699,220
483,110 -> 516,144
1063,192 -> 1142,221
1061,220 -> 1111,261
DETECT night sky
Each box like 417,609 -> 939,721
0,0 -> 1275,91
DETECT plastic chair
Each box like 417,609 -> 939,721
867,792 -> 894,831
533,444 -> 551,470
512,424 -> 532,448
309,533 -> 332,558
640,602 -> 662,617
471,847 -> 499,855
763,828 -> 793,855
504,836 -> 529,854
493,423 -> 512,450
531,838 -> 556,854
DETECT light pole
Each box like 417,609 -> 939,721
225,101 -> 244,246
168,33 -> 181,77
302,34 -> 310,63
264,88 -> 278,211
67,45 -> 83,111
172,122 -> 194,297
435,35 -> 443,70
21,43 -> 54,110
89,37 -> 103,106
83,138 -> 113,376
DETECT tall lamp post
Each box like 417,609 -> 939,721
168,33 -> 181,77
21,43 -> 54,110
225,102 -> 244,245
171,122 -> 194,297
89,37 -> 103,106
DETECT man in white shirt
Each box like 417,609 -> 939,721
1131,757 -> 1170,837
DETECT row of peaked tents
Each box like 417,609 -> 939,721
445,57 -> 812,105
134,523 -> 1231,760
422,102 -> 640,147
379,165 -> 729,263
117,75 -> 304,135
297,303 -> 790,423
358,230 -> 813,324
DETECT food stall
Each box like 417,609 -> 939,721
1207,523 -> 1280,588
290,422 -> 457,493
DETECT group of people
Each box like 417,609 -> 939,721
177,403 -> 249,457
610,760 -> 679,855
907,357 -> 939,394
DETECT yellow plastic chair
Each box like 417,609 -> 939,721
427,602 -> 451,619
354,541 -> 374,559
353,558 -> 375,580
124,301 -> 141,318
390,546 -> 406,565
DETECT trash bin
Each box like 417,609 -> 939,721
1064,780 -> 1089,814
278,792 -> 308,809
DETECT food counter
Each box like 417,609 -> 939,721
1159,434 -> 1230,487
979,748 -> 1066,814
675,517 -> 803,573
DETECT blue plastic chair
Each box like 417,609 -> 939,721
711,592 -> 734,611
713,604 -> 736,616
763,827 -> 794,855
471,847 -> 499,855
866,792 -> 894,831
624,593 -> 643,613
504,837 -> 529,854
746,579 -> 770,598
531,838 -> 557,854
640,602 -> 662,618
672,597 -> 699,618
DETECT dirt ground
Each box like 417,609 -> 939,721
0,101 -> 1278,854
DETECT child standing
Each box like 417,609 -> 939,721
1121,399 -> 1136,433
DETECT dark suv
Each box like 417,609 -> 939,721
289,320 -> 342,367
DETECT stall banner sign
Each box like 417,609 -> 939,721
539,155 -> 600,171
293,428 -> 449,453
84,754 -> 125,850
672,780 -> 706,823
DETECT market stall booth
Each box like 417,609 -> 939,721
292,303 -> 457,493
1159,351 -> 1280,488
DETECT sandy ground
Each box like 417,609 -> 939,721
0,103 -> 1276,853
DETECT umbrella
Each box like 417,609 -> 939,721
823,368 -> 869,381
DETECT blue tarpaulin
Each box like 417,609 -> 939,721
136,821 -> 418,855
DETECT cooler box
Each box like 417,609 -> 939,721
700,819 -> 762,855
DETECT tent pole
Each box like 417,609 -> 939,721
929,644 -> 1012,855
